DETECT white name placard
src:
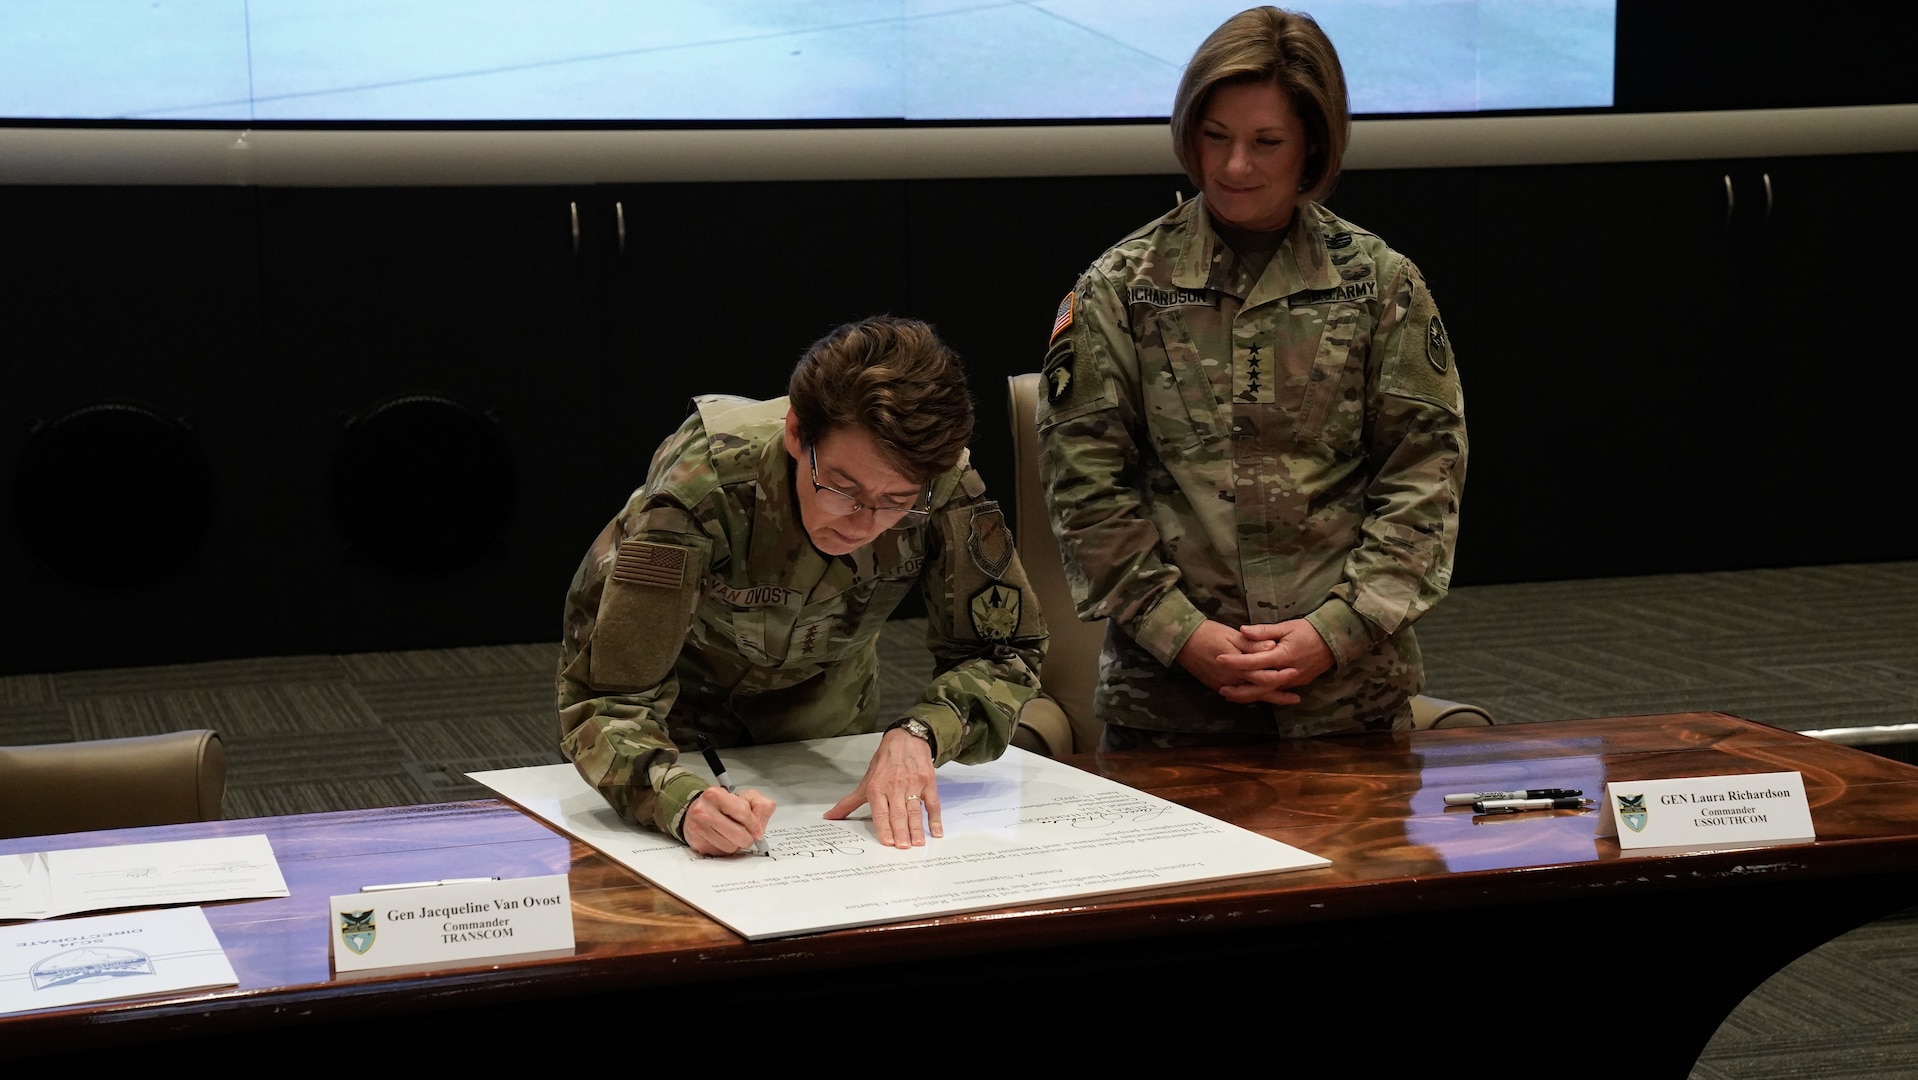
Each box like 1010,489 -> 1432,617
1598,771 -> 1815,851
328,875 -> 574,974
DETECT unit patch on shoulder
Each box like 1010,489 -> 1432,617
1426,314 -> 1451,373
1042,337 -> 1074,405
965,504 -> 1013,580
969,581 -> 1023,641
1380,273 -> 1462,416
1049,290 -> 1074,345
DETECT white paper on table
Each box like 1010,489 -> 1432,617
0,853 -> 53,922
0,835 -> 290,921
471,735 -> 1330,941
0,906 -> 238,1015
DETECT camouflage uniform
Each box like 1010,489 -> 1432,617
557,395 -> 1046,839
1037,198 -> 1465,737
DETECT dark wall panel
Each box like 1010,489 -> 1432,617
0,186 -> 269,672
5,152 -> 1914,673
905,173 -> 1189,517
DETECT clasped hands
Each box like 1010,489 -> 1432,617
1176,618 -> 1334,706
682,726 -> 939,857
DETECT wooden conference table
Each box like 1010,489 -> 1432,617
6,712 -> 1918,1074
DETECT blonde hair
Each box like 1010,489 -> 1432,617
1171,7 -> 1350,204
788,317 -> 974,483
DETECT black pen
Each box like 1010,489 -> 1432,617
695,734 -> 769,856
1444,788 -> 1582,805
1473,797 -> 1594,814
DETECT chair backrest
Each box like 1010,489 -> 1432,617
0,730 -> 226,840
1410,695 -> 1495,729
1008,374 -> 1105,754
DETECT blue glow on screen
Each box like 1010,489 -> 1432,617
0,1 -> 1614,123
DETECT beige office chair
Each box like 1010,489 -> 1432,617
0,729 -> 227,840
1410,695 -> 1495,729
1008,376 -> 1106,756
1006,374 -> 1491,754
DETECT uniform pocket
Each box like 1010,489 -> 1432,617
590,537 -> 709,690
1144,308 -> 1228,456
1295,302 -> 1368,452
825,575 -> 915,657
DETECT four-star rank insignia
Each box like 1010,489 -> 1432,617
339,908 -> 377,955
969,582 -> 1022,641
1234,340 -> 1267,403
1616,793 -> 1648,833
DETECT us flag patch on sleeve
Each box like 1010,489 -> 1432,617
613,539 -> 688,588
1049,291 -> 1074,345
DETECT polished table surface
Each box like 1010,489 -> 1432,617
7,712 -> 1918,1069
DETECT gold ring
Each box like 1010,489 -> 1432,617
905,795 -> 922,802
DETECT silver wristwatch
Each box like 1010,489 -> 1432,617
888,717 -> 936,755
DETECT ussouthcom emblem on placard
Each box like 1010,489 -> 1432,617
1616,794 -> 1648,833
339,909 -> 377,955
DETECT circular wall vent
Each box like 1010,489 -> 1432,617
12,402 -> 217,586
328,394 -> 517,573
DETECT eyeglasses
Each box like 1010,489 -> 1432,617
808,444 -> 931,529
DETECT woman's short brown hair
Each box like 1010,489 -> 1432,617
1171,7 -> 1350,204
788,316 -> 974,483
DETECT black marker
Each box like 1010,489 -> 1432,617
1444,788 -> 1582,805
696,734 -> 769,857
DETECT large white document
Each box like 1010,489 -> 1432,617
471,736 -> 1329,941
0,906 -> 237,1015
0,835 -> 290,922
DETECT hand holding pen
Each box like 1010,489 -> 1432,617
683,735 -> 774,857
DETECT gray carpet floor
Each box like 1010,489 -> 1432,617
4,560 -> 1917,1076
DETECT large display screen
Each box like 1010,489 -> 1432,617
0,1 -> 1614,123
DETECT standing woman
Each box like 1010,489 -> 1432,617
1038,7 -> 1466,747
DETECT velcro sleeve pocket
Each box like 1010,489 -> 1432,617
589,537 -> 710,691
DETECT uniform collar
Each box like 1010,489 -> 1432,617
1171,196 -> 1341,305
748,422 -> 832,594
